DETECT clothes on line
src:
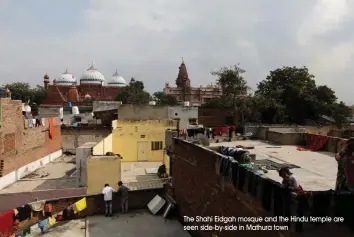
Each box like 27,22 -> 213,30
0,210 -> 14,236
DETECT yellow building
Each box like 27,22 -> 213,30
112,120 -> 176,162
87,155 -> 122,195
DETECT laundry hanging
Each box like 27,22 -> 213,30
44,203 -> 53,217
16,205 -> 31,222
297,134 -> 328,151
74,197 -> 87,213
24,119 -> 28,129
28,119 -> 33,128
49,118 -> 54,139
38,219 -> 49,233
48,216 -> 56,226
0,210 -> 15,236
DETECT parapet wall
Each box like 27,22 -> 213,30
172,138 -> 353,237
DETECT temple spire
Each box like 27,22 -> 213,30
175,58 -> 190,88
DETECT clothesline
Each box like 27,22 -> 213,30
0,197 -> 87,237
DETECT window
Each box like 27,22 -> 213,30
151,141 -> 163,151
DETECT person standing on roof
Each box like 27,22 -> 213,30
117,181 -> 130,213
102,184 -> 115,217
335,138 -> 354,191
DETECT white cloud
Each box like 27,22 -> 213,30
1,0 -> 354,104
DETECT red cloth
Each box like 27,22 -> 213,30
215,127 -> 221,135
0,210 -> 14,236
220,127 -> 228,134
297,134 -> 328,151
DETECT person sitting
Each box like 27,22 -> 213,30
158,164 -> 168,178
279,167 -> 303,193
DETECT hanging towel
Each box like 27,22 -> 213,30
238,166 -> 246,191
32,119 -> 36,126
24,119 -> 28,129
28,119 -> 33,128
74,197 -> 87,213
231,161 -> 239,187
23,227 -> 30,236
38,219 -> 49,232
0,210 -> 15,236
41,118 -> 46,127
49,118 -> 54,138
48,216 -> 56,226
261,178 -> 273,212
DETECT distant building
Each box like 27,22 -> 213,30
40,63 -> 127,108
163,59 -> 222,106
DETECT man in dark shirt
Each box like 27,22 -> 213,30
117,181 -> 129,213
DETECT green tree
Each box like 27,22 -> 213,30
256,66 -> 350,125
331,101 -> 352,128
152,91 -> 179,105
115,80 -> 151,104
3,82 -> 47,105
211,64 -> 249,124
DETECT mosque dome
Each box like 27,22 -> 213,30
107,70 -> 126,87
56,69 -> 76,86
80,62 -> 105,84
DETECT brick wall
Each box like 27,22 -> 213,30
198,108 -> 233,127
0,98 -> 62,175
172,139 -> 353,237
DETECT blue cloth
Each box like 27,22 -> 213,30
38,219 -> 49,232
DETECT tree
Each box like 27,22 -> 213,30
115,80 -> 151,104
211,64 -> 249,124
152,91 -> 179,105
3,82 -> 47,105
256,66 -> 351,125
331,101 -> 352,128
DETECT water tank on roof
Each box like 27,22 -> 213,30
149,101 -> 156,105
59,107 -> 64,119
72,106 -> 79,115
184,101 -> 190,107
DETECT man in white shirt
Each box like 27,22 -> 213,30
102,183 -> 115,217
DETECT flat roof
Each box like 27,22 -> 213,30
210,140 -> 337,191
0,155 -> 77,193
26,210 -> 190,237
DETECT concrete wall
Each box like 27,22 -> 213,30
93,101 -> 121,112
76,142 -> 97,187
112,120 -> 176,162
92,134 -> 113,155
118,105 -> 168,120
0,150 -> 63,190
267,131 -> 306,145
61,127 -> 112,154
87,156 -> 121,195
167,106 -> 198,129
172,138 -> 353,237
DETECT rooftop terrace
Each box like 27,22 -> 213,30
210,140 -> 337,191
26,210 -> 190,237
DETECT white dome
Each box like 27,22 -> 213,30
56,69 -> 76,86
107,70 -> 126,87
80,62 -> 105,84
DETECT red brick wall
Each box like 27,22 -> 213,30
0,98 -> 62,175
198,108 -> 233,127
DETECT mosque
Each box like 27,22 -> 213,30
40,62 -> 127,107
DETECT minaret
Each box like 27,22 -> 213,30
43,73 -> 50,90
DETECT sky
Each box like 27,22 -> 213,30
1,0 -> 354,104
